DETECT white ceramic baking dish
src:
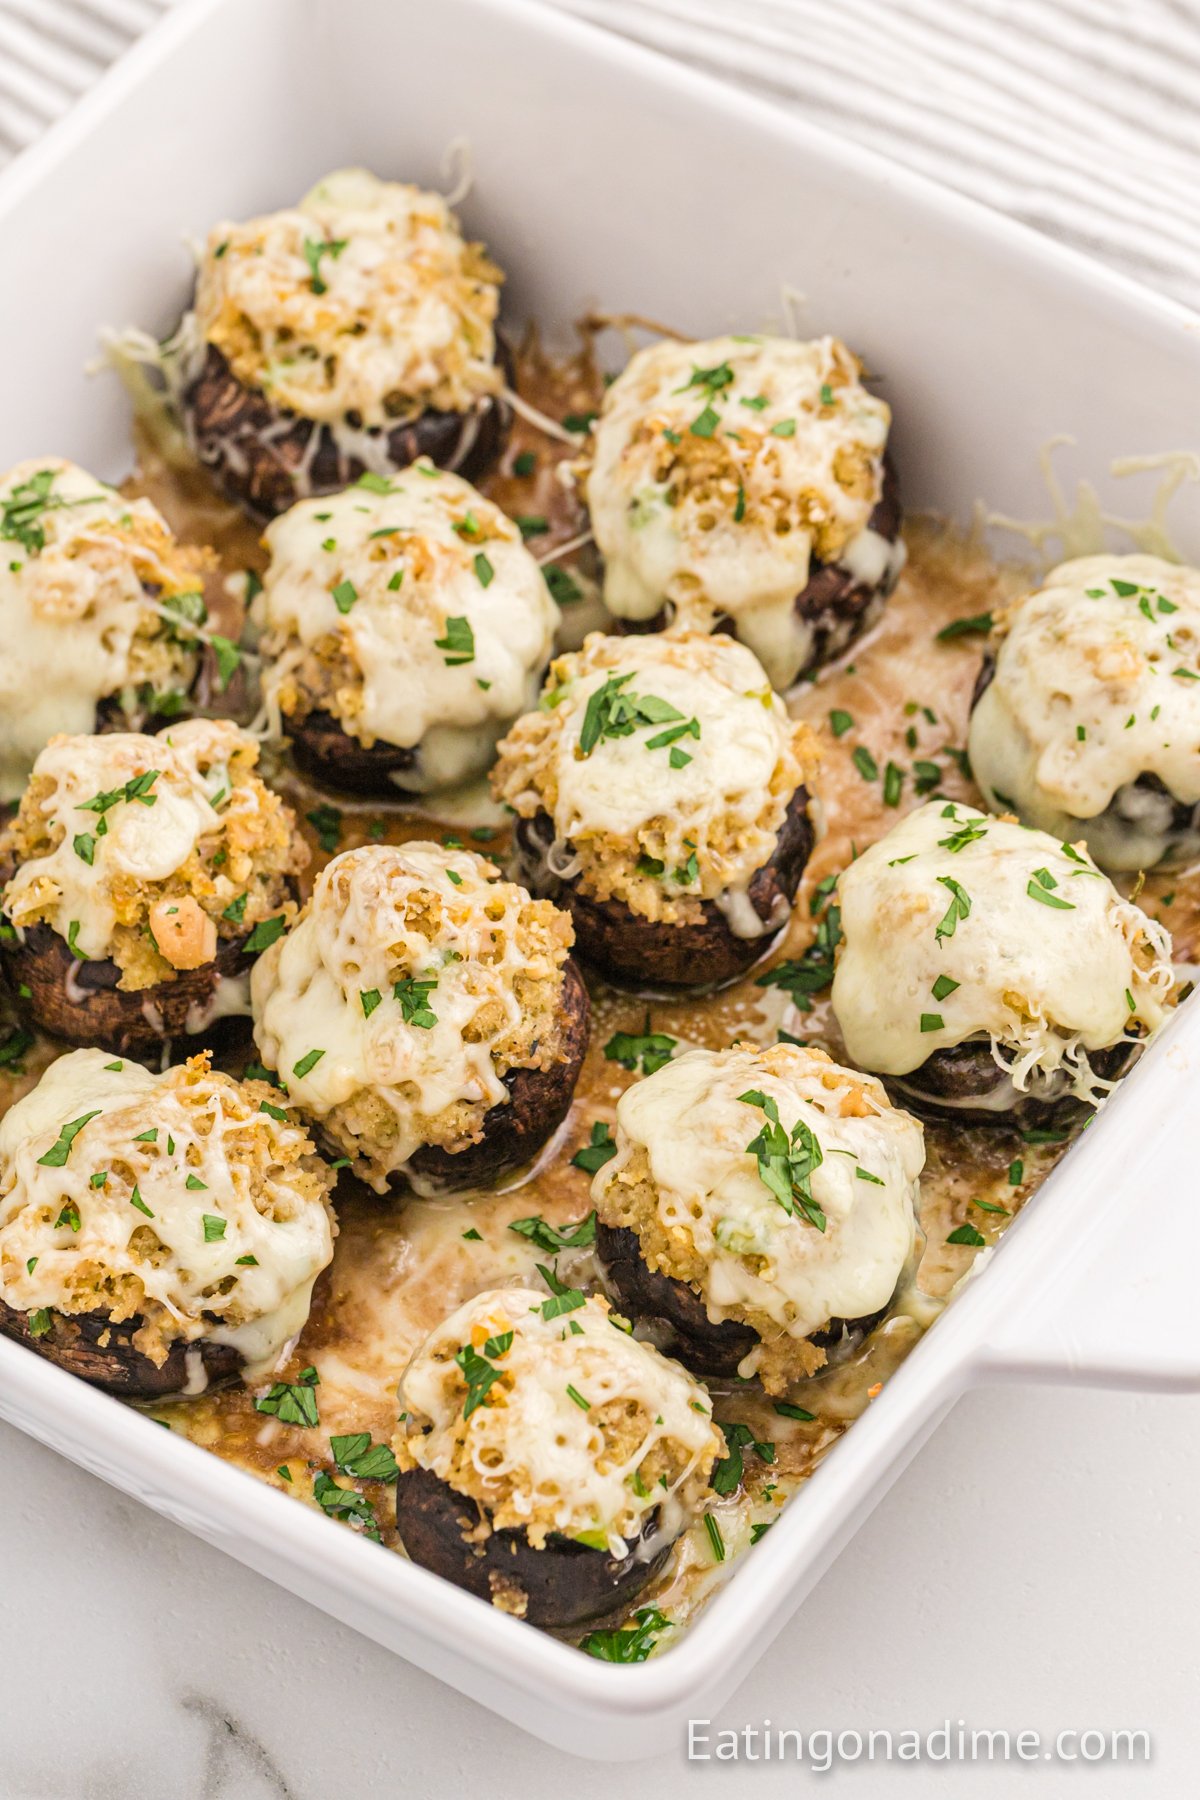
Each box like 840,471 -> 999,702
0,0 -> 1197,1760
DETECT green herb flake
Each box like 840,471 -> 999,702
36,1111 -> 101,1168
570,1122 -> 617,1174
255,1365 -> 320,1428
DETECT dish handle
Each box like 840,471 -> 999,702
975,1171 -> 1200,1394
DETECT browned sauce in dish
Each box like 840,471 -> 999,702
1,337 -> 1193,1657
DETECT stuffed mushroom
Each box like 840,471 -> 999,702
0,1048 -> 336,1398
249,843 -> 589,1194
393,1285 -> 722,1626
580,333 -> 903,690
969,553 -> 1200,871
0,718 -> 308,1056
593,1043 -> 922,1392
0,457 -> 214,801
492,631 -> 819,990
254,465 -> 558,794
165,169 -> 511,518
830,801 -> 1173,1125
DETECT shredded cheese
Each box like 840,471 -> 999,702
492,630 -> 817,927
969,553 -> 1200,869
180,168 -> 503,430
0,1049 -> 336,1375
1,718 -> 306,988
395,1285 -> 721,1555
0,458 -> 210,800
594,1044 -> 922,1388
583,334 -> 899,689
249,843 -> 573,1191
255,464 -> 557,791
831,801 -> 1173,1102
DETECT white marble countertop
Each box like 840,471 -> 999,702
1,3 -> 1198,1795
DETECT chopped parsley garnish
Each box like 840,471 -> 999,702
509,1211 -> 597,1253
516,514 -> 549,539
537,1262 -> 586,1321
937,817 -> 987,853
577,671 -> 689,758
129,1185 -> 154,1219
769,418 -> 796,438
1,467 -> 104,556
434,614 -> 475,665
473,553 -> 495,589
55,1201 -> 80,1233
739,1090 -> 825,1230
306,804 -> 342,853
330,1433 -> 400,1482
185,1174 -> 207,1191
544,564 -> 583,606
331,579 -> 358,615
360,987 -> 382,1018
852,745 -> 878,782
1027,867 -> 1075,910
883,761 -> 904,807
211,635 -> 242,690
756,899 -> 841,1010
570,1121 -> 617,1174
28,1308 -> 52,1338
711,1420 -> 776,1496
302,234 -> 347,294
258,1100 -> 290,1123
0,1026 -> 33,1070
455,1336 -> 511,1418
579,1606 -> 670,1664
566,1383 -> 591,1411
936,611 -> 993,642
947,1223 -> 987,1248
312,1471 -> 382,1542
202,1214 -> 227,1242
920,1013 -> 943,1032
222,892 -> 248,924
73,832 -> 95,865
776,1401 -> 819,1427
603,1019 -> 676,1077
36,1110 -> 100,1167
513,451 -> 537,477
243,915 -> 287,953
393,976 -> 438,1028
293,1048 -> 325,1079
703,1513 -> 726,1561
254,1365 -> 320,1428
934,876 -> 971,941
932,973 -> 960,1001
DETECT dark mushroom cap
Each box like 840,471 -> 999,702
0,1292 -> 243,1399
3,924 -> 256,1059
182,342 -> 514,521
596,1221 -> 891,1379
406,955 -> 591,1192
395,1465 -> 673,1628
513,785 -> 814,993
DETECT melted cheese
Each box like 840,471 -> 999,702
584,334 -> 897,689
0,1049 -> 336,1374
594,1045 -> 921,1361
0,458 -> 203,800
184,168 -> 502,429
831,802 -> 1173,1097
492,631 -> 816,926
255,466 -> 557,790
396,1285 -> 721,1554
2,719 -> 264,964
249,843 -> 566,1190
968,554 -> 1200,869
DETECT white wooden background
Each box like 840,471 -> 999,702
0,0 -> 1197,310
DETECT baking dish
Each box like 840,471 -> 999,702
0,0 -> 1197,1759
